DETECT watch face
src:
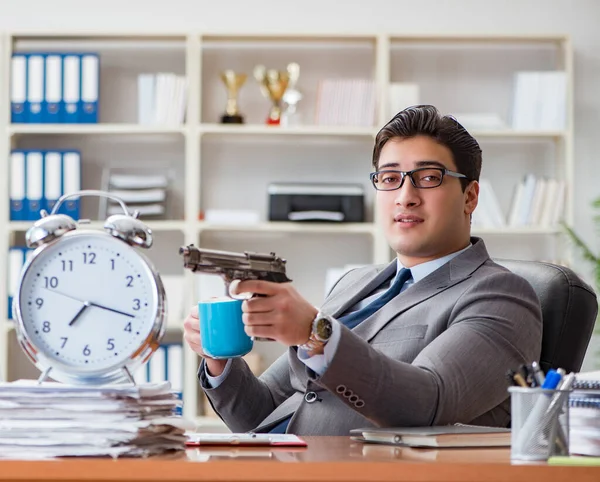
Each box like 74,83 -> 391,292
14,231 -> 164,382
316,317 -> 333,340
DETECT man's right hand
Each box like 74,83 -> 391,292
183,305 -> 228,377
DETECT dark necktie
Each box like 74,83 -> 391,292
338,268 -> 412,329
268,268 -> 411,435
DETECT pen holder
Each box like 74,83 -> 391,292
509,386 -> 571,461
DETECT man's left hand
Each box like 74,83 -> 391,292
231,280 -> 318,347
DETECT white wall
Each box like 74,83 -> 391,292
2,0 -> 600,367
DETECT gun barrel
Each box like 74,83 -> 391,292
179,244 -> 291,282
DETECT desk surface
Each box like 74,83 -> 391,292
0,436 -> 598,482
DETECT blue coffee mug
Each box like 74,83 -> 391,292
198,297 -> 253,359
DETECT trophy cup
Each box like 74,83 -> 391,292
253,64 -> 295,125
281,63 -> 302,127
220,70 -> 247,124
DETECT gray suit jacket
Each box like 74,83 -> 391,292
199,237 -> 542,435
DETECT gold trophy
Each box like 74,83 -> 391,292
253,63 -> 297,125
220,70 -> 247,124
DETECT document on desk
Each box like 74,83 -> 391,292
186,433 -> 307,447
350,424 -> 511,448
0,380 -> 193,459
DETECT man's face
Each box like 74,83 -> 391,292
375,135 -> 479,267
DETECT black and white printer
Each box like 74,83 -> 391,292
268,183 -> 365,222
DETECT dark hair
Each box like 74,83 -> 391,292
372,105 -> 482,191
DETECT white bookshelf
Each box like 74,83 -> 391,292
0,32 -> 574,424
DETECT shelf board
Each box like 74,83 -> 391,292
199,221 -> 376,235
200,124 -> 377,137
472,226 -> 561,235
9,220 -> 187,233
390,33 -> 568,43
470,129 -> 566,139
8,124 -> 187,136
6,125 -> 566,139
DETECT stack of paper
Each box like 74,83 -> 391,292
569,371 -> 600,457
0,380 -> 193,459
106,173 -> 170,218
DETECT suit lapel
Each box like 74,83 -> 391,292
321,260 -> 397,318
353,264 -> 464,341
330,237 -> 490,342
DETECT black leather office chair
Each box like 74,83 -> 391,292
495,259 -> 598,374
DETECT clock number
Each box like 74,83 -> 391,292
35,298 -> 44,309
83,345 -> 91,356
42,321 -> 51,333
60,337 -> 68,348
61,260 -> 74,272
124,322 -> 132,333
110,259 -> 116,270
106,338 -> 115,350
44,276 -> 58,289
83,252 -> 96,265
125,275 -> 134,287
132,299 -> 141,311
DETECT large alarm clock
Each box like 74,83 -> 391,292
12,190 -> 167,386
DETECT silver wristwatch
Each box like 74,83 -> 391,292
301,312 -> 334,355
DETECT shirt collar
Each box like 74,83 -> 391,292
396,243 -> 472,284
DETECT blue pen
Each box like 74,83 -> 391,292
542,369 -> 562,390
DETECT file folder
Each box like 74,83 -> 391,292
166,344 -> 184,415
7,248 -> 25,319
10,54 -> 27,123
80,54 -> 99,123
43,151 -> 62,214
59,151 -> 81,219
63,55 -> 81,123
10,151 -> 26,221
44,54 -> 63,123
25,151 -> 44,221
26,54 -> 45,123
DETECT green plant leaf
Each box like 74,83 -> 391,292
561,222 -> 599,265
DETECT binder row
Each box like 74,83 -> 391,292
10,150 -> 81,221
134,343 -> 184,415
572,380 -> 600,390
11,52 -> 99,124
570,398 -> 600,408
7,247 -> 34,319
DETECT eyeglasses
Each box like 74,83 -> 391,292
369,167 -> 469,191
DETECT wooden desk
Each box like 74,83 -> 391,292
0,436 -> 598,482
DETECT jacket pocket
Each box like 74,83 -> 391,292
370,324 -> 428,345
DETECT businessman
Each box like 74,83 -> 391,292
183,105 -> 543,435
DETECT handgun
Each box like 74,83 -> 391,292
179,244 -> 292,297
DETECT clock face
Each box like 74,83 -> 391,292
15,231 -> 163,378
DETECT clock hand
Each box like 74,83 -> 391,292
88,302 -> 135,318
44,288 -> 86,305
68,302 -> 91,326
44,289 -> 135,319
